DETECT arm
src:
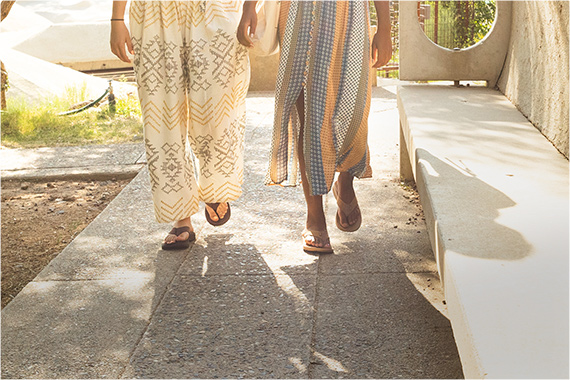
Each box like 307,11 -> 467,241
237,0 -> 258,47
110,1 -> 133,63
371,1 -> 392,68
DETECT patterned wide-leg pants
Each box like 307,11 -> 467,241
130,1 -> 250,223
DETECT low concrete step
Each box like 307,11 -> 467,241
398,84 -> 569,379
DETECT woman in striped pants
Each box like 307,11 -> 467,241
238,1 -> 392,253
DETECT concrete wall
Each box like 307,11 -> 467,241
249,53 -> 279,92
497,1 -> 569,158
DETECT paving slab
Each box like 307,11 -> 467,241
34,169 -> 193,282
122,274 -> 316,379
2,277 -> 165,379
310,273 -> 463,379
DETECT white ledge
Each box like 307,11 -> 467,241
398,84 -> 569,379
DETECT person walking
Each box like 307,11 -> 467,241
238,1 -> 392,253
111,1 -> 250,249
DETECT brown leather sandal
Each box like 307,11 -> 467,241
205,202 -> 231,226
332,181 -> 362,232
161,226 -> 195,250
302,228 -> 333,254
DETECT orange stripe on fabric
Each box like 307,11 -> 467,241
269,0 -> 296,183
320,1 -> 349,191
337,5 -> 372,176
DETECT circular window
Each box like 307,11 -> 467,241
417,1 -> 497,50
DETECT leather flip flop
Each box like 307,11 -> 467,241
302,228 -> 334,254
161,226 -> 196,250
205,202 -> 231,226
332,182 -> 362,232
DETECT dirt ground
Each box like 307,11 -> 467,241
1,178 -> 131,309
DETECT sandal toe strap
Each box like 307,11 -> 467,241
333,182 -> 359,216
302,229 -> 331,245
336,196 -> 359,216
168,226 -> 191,236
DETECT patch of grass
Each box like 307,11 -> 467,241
1,84 -> 143,148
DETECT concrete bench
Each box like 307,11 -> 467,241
398,84 -> 569,378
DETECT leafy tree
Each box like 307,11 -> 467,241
422,1 -> 496,49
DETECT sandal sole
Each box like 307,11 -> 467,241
161,231 -> 196,250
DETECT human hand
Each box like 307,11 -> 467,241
110,21 -> 133,63
371,28 -> 392,68
237,1 -> 258,48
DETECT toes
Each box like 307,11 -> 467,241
339,208 -> 359,227
349,210 -> 359,226
338,211 -> 349,227
216,203 -> 228,219
304,235 -> 329,248
206,205 -> 219,221
306,240 -> 323,248
164,234 -> 177,244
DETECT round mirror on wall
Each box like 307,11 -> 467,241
417,1 -> 496,50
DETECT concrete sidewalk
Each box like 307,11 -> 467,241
1,89 -> 464,379
0,143 -> 146,182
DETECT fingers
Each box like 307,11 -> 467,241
237,9 -> 257,47
237,22 -> 254,47
127,37 -> 134,56
236,26 -> 249,47
249,16 -> 257,39
110,40 -> 128,62
373,54 -> 391,68
371,32 -> 393,68
110,22 -> 132,63
112,43 -> 130,63
371,43 -> 379,68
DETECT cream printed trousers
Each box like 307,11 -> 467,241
130,1 -> 250,223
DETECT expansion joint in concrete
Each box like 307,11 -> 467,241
307,253 -> 322,378
118,243 -> 196,378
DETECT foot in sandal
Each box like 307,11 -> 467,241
302,228 -> 333,254
162,217 -> 195,250
332,173 -> 362,232
205,202 -> 231,226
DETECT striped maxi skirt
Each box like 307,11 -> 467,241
267,0 -> 373,196
129,1 -> 250,223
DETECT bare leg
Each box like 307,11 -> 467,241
296,91 -> 329,248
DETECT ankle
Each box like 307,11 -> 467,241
336,173 -> 355,197
306,212 -> 327,231
173,218 -> 192,228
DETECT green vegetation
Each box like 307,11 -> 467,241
422,1 -> 496,49
370,1 -> 400,79
1,83 -> 142,148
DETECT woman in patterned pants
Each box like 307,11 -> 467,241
111,1 -> 250,249
238,1 -> 392,253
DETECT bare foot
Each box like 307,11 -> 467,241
205,202 -> 228,222
164,217 -> 193,245
303,229 -> 331,249
334,173 -> 361,229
